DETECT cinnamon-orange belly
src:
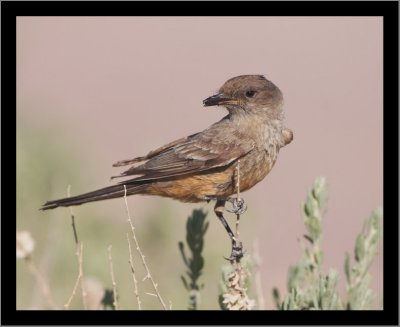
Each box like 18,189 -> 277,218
142,151 -> 273,202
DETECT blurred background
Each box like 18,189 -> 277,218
17,17 -> 383,310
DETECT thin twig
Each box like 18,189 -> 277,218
78,245 -> 87,310
107,245 -> 119,310
235,160 -> 241,239
123,185 -> 168,310
67,185 -> 79,245
223,161 -> 255,310
26,257 -> 58,309
126,233 -> 142,310
66,186 -> 87,309
236,160 -> 241,201
233,161 -> 244,286
64,242 -> 85,309
253,239 -> 265,310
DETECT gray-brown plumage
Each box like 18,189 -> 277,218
42,74 -> 292,210
42,75 -> 293,260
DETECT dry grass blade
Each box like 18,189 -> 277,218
123,185 -> 167,310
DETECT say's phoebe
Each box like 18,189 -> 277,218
42,75 -> 293,260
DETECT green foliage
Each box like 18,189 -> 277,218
277,177 -> 382,310
302,176 -> 326,267
179,209 -> 209,310
344,208 -> 383,309
280,177 -> 343,310
272,287 -> 281,309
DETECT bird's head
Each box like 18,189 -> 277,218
203,75 -> 283,120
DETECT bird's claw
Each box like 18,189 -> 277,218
226,198 -> 247,215
224,240 -> 244,262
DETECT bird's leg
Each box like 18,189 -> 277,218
226,197 -> 247,215
214,199 -> 243,262
203,173 -> 247,216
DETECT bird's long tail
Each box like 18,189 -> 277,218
41,183 -> 147,210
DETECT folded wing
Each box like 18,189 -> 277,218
112,125 -> 255,183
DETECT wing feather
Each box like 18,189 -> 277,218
112,123 -> 255,183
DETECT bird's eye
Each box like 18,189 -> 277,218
245,90 -> 256,98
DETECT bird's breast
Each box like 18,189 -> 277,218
235,149 -> 273,193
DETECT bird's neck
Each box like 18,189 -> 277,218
263,119 -> 289,149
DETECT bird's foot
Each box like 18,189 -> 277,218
225,239 -> 244,262
226,197 -> 247,215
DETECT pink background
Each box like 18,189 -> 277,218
17,17 -> 383,309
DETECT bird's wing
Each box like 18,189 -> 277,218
112,126 -> 255,182
112,135 -> 197,167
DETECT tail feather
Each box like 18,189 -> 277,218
41,184 -> 146,210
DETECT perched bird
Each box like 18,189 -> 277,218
42,75 -> 293,260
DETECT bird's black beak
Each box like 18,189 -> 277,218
203,94 -> 240,107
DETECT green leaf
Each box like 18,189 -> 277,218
272,288 -> 281,309
344,252 -> 351,284
181,275 -> 189,290
355,234 -> 365,262
179,209 -> 208,310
